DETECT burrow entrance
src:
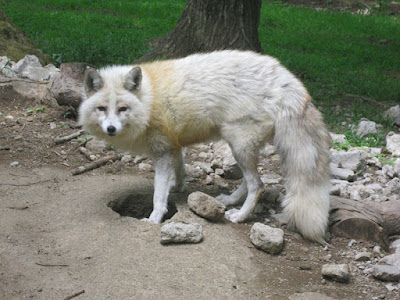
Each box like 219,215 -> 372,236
107,189 -> 178,222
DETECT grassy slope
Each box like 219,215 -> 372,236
1,0 -> 399,145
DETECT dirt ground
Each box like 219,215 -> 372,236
1,80 -> 398,300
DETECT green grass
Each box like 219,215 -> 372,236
1,0 -> 399,147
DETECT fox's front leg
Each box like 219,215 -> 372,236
171,148 -> 186,193
144,152 -> 175,223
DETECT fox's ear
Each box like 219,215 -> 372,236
84,68 -> 103,95
123,67 -> 142,91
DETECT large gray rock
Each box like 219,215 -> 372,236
331,150 -> 367,172
330,163 -> 356,181
386,132 -> 400,157
321,264 -> 350,283
187,191 -> 226,221
384,105 -> 400,126
356,120 -> 378,137
250,222 -> 284,254
50,62 -> 88,109
212,141 -> 242,179
160,222 -> 203,244
371,265 -> 400,282
13,54 -> 41,73
20,65 -> 59,82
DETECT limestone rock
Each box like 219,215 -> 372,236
331,150 -> 367,172
160,222 -> 203,244
371,265 -> 400,282
384,105 -> 400,126
50,62 -> 88,109
188,191 -> 226,221
356,120 -> 378,137
321,263 -> 350,283
250,222 -> 284,254
386,132 -> 400,157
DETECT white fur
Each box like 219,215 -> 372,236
79,50 -> 331,243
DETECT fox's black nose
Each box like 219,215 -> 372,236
107,125 -> 116,135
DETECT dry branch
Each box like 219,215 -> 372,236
72,154 -> 122,175
63,290 -> 85,300
79,146 -> 96,161
54,129 -> 84,144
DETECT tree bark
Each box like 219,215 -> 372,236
330,196 -> 400,250
134,0 -> 263,63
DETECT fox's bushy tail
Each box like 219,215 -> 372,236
274,101 -> 331,244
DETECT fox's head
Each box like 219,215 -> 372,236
78,66 -> 150,141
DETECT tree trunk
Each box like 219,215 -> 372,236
134,0 -> 263,63
330,196 -> 400,250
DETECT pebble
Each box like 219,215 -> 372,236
160,222 -> 203,244
371,265 -> 400,282
10,161 -> 19,167
187,191 -> 226,221
355,252 -> 372,262
321,264 -> 350,283
250,222 -> 284,254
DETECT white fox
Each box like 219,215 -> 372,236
79,50 -> 331,244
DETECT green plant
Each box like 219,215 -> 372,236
26,107 -> 45,115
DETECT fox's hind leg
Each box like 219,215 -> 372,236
171,148 -> 186,193
219,121 -> 272,223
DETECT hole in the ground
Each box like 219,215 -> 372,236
107,190 -> 178,222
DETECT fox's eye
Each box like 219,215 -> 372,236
118,107 -> 128,112
97,106 -> 107,112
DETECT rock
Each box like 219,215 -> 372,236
138,162 -> 152,171
20,65 -> 59,82
321,264 -> 350,283
160,222 -> 203,244
386,132 -> 400,157
13,55 -> 42,73
384,105 -> 400,127
383,178 -> 400,195
121,154 -> 132,163
212,141 -> 242,179
356,120 -> 378,137
185,164 -> 205,178
85,139 -> 107,153
50,62 -> 88,109
250,223 -> 284,254
331,150 -> 367,172
371,265 -> 400,282
289,292 -> 336,300
354,252 -> 372,261
259,187 -> 280,203
187,191 -> 226,221
10,161 -> 19,167
330,163 -> 356,181
330,132 -> 346,144
192,161 -> 214,174
381,251 -> 400,269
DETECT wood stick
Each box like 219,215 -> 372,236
79,146 -> 96,161
72,154 -> 122,175
54,129 -> 84,144
64,290 -> 85,300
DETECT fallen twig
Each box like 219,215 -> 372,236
345,93 -> 389,108
72,154 -> 123,175
35,262 -> 69,267
54,129 -> 84,144
64,290 -> 85,300
79,146 -> 96,161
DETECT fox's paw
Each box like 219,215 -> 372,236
141,210 -> 164,224
224,208 -> 246,223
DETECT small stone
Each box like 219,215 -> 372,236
138,162 -> 152,171
356,120 -> 378,137
160,222 -> 203,244
250,222 -> 284,254
371,265 -> 400,282
386,133 -> 400,157
330,132 -> 346,144
331,150 -> 367,172
187,191 -> 226,221
384,105 -> 400,127
330,163 -> 356,181
355,252 -> 372,262
49,122 -> 57,130
321,264 -> 350,283
10,161 -> 19,167
373,245 -> 382,255
121,154 -> 132,163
